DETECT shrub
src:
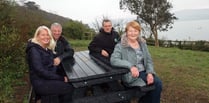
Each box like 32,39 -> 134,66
0,26 -> 27,102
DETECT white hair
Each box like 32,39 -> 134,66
50,22 -> 62,30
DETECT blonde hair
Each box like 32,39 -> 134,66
125,21 -> 141,33
31,26 -> 56,52
125,21 -> 142,41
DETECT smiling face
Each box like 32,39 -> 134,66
126,26 -> 140,41
37,29 -> 51,48
51,25 -> 62,41
125,21 -> 141,41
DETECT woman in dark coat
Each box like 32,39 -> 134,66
26,26 -> 74,103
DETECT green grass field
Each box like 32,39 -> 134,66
70,40 -> 209,103
70,39 -> 90,51
149,46 -> 209,103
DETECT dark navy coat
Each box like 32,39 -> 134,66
26,41 -> 64,88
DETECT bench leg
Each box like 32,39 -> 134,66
28,86 -> 37,103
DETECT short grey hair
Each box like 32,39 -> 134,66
50,22 -> 62,29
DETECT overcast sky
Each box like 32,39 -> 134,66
16,0 -> 209,24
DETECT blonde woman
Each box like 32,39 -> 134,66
26,26 -> 73,103
111,21 -> 162,103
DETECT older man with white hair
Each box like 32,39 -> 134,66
51,22 -> 74,76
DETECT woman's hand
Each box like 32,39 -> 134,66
130,66 -> 139,78
64,76 -> 69,82
147,73 -> 154,85
54,57 -> 61,66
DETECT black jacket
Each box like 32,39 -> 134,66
54,36 -> 74,70
26,41 -> 64,87
88,28 -> 120,57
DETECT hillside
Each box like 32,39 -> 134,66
7,2 -> 93,39
14,5 -> 71,26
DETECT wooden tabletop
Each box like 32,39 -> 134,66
64,51 -> 129,88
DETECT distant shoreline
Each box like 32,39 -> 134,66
159,19 -> 209,41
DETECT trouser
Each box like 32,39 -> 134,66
33,80 -> 74,103
139,71 -> 162,103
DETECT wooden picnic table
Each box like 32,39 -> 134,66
64,50 -> 154,103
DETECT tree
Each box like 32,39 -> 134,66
113,19 -> 127,35
92,16 -> 109,33
0,0 -> 15,29
63,20 -> 93,40
92,16 -> 126,35
120,0 -> 177,46
24,1 -> 39,10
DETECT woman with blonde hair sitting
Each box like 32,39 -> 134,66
26,26 -> 73,103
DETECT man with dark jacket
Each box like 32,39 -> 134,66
88,19 -> 120,65
51,23 -> 74,76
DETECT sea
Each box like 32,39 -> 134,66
158,19 -> 209,41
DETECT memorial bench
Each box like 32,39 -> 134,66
29,50 -> 155,103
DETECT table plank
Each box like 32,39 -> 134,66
64,50 -> 129,87
75,52 -> 106,74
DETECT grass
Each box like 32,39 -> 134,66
69,39 -> 91,51
149,46 -> 209,103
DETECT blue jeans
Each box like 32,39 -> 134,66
139,71 -> 162,103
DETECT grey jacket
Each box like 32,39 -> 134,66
110,34 -> 155,87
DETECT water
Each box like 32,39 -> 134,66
159,19 -> 209,41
